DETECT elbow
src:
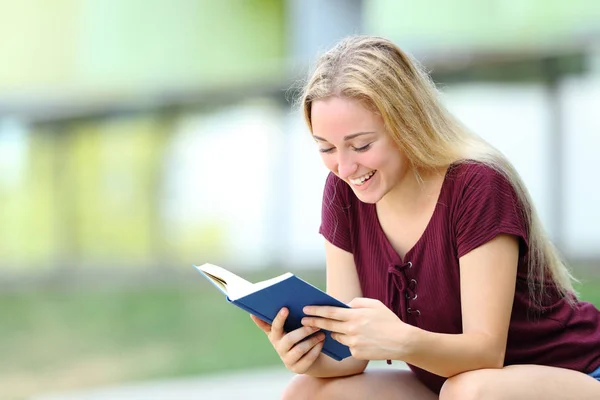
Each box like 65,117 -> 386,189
492,349 -> 506,369
443,349 -> 505,379
481,344 -> 506,370
475,332 -> 507,370
449,342 -> 505,378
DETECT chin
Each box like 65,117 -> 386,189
353,191 -> 381,204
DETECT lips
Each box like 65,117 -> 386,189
350,170 -> 376,186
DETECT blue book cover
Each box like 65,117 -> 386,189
195,263 -> 352,361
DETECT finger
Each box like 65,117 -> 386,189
285,332 -> 325,368
330,331 -> 348,345
292,335 -> 325,372
250,314 -> 271,333
302,316 -> 346,333
279,325 -> 320,353
270,307 -> 288,340
303,305 -> 351,321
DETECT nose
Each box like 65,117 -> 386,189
336,150 -> 358,180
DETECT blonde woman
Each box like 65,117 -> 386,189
251,35 -> 600,399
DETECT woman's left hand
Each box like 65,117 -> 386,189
302,297 -> 412,361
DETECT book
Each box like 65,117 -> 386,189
194,263 -> 352,361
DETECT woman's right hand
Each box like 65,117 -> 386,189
250,307 -> 326,374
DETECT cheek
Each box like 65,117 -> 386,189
380,148 -> 405,170
360,152 -> 384,170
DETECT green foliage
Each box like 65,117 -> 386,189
0,0 -> 286,91
366,0 -> 600,50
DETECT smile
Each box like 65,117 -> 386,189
350,170 -> 376,186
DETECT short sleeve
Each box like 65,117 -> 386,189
454,163 -> 529,259
319,172 -> 353,253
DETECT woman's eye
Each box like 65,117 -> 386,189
319,147 -> 335,154
353,143 -> 372,152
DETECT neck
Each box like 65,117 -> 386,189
378,166 -> 447,216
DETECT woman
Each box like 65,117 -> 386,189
251,35 -> 600,399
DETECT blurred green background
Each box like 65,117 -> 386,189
1,1 -> 599,399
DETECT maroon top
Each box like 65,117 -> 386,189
319,161 -> 600,394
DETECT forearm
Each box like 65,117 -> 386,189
304,353 -> 368,378
400,327 -> 505,378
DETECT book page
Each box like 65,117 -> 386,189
196,263 -> 293,300
230,272 -> 293,300
197,264 -> 253,297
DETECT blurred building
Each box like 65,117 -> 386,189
0,1 -> 599,280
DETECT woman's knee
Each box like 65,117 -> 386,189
280,374 -> 328,400
439,369 -> 498,400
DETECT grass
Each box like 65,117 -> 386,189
1,270 -> 599,399
0,268 -> 325,399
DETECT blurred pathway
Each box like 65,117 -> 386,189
32,361 -> 408,400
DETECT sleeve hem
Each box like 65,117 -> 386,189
319,226 -> 353,253
457,227 -> 527,259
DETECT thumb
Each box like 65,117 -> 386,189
348,297 -> 378,308
250,314 -> 272,333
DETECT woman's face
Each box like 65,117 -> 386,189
310,96 -> 411,204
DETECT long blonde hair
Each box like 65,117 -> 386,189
300,35 -> 577,307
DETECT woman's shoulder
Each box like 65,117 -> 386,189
445,160 -> 512,191
447,159 -> 503,180
441,160 -> 523,211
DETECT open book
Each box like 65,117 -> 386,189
195,263 -> 351,361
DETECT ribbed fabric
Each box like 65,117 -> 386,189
319,162 -> 600,394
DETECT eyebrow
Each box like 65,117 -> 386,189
312,131 -> 376,142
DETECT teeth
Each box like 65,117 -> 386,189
350,171 -> 375,185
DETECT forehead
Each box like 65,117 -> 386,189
311,97 -> 383,141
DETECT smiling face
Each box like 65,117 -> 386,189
310,96 -> 412,204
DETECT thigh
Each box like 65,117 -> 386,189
440,364 -> 600,400
282,369 -> 438,400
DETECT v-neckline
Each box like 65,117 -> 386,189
371,167 -> 451,265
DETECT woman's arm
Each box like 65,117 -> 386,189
302,234 -> 519,378
303,239 -> 370,378
400,233 -> 519,377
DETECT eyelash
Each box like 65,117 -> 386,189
319,143 -> 372,154
354,143 -> 372,152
